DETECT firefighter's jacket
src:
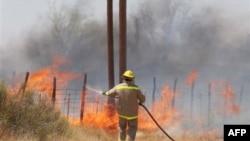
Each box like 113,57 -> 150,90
104,81 -> 145,120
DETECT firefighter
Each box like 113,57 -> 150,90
103,70 -> 146,141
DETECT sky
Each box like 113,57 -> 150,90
0,0 -> 143,46
1,0 -> 249,46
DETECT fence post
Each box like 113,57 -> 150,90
21,72 -> 30,96
238,84 -> 244,109
52,77 -> 56,109
207,82 -> 211,126
190,81 -> 195,119
199,93 -> 203,117
172,78 -> 177,111
67,94 -> 70,119
96,95 -> 100,114
152,77 -> 156,105
80,73 -> 87,122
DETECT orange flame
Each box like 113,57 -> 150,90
185,69 -> 199,86
27,57 -> 79,95
8,63 -> 199,135
210,80 -> 240,116
138,86 -> 179,131
82,104 -> 118,132
10,59 -> 243,138
67,85 -> 179,133
222,82 -> 240,115
67,103 -> 118,133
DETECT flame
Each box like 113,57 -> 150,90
9,64 -> 215,137
68,103 -> 119,133
210,80 -> 240,116
138,86 -> 179,131
185,69 -> 199,86
67,85 -> 179,133
222,82 -> 240,115
7,58 -> 243,139
82,104 -> 118,132
8,56 -> 79,111
27,57 -> 79,95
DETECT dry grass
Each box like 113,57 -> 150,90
64,126 -> 223,141
65,126 -> 117,141
0,122 -> 224,141
0,82 -> 70,141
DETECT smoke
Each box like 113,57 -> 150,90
1,0 -> 248,84
1,0 -> 249,135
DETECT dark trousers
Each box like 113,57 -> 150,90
119,117 -> 138,141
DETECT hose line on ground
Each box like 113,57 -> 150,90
139,104 -> 175,141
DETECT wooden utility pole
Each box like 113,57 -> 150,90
107,0 -> 115,105
119,0 -> 127,83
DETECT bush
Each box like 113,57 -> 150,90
0,82 -> 7,111
0,82 -> 70,141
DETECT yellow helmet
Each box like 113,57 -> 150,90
123,70 -> 135,79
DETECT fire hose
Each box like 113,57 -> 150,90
139,103 -> 175,141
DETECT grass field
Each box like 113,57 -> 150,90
0,125 -> 224,141
67,126 -> 223,141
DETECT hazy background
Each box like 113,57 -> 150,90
1,0 -> 250,134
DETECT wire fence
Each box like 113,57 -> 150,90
8,82 -> 249,127
28,85 -> 249,125
52,89 -> 156,119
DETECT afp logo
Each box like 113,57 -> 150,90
224,125 -> 250,141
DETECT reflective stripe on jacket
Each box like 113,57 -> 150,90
105,81 -> 145,120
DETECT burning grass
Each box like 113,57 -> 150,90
0,80 -> 224,141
